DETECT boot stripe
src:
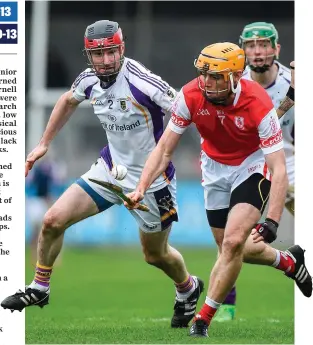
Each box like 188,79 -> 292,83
185,303 -> 197,310
20,297 -> 29,305
295,265 -> 304,279
30,293 -> 39,302
298,268 -> 307,282
300,272 -> 309,284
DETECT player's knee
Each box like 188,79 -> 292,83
222,233 -> 245,257
42,210 -> 65,237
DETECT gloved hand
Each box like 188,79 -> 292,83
251,218 -> 278,243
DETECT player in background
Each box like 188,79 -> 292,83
1,20 -> 204,328
215,22 -> 295,322
241,22 -> 295,216
125,42 -> 311,338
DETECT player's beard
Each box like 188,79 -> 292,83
249,57 -> 275,74
250,64 -> 271,73
95,63 -> 122,83
203,90 -> 232,106
88,52 -> 125,83
97,71 -> 119,83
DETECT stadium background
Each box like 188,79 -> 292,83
24,1 -> 295,344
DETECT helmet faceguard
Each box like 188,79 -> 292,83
194,42 -> 245,105
84,20 -> 125,82
239,22 -> 279,73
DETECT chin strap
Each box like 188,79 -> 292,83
229,73 -> 239,94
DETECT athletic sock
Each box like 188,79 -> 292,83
175,275 -> 197,300
272,249 -> 295,274
195,297 -> 222,324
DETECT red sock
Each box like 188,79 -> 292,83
275,251 -> 295,274
195,303 -> 217,325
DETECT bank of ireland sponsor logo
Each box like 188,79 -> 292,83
102,120 -> 141,132
108,114 -> 117,122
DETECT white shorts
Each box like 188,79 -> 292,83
201,149 -> 269,210
76,158 -> 178,233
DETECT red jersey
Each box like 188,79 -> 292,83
169,78 -> 283,165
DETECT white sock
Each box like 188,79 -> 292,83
205,296 -> 222,309
176,276 -> 197,300
271,249 -> 281,267
28,281 -> 50,293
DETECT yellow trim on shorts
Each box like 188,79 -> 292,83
162,172 -> 170,184
258,178 -> 270,214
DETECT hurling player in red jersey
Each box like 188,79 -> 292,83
125,43 -> 312,337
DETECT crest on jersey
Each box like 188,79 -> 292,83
234,116 -> 244,129
117,98 -> 130,112
269,116 -> 278,133
166,87 -> 176,99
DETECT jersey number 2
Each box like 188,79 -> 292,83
108,100 -> 113,109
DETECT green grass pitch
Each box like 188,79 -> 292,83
25,246 -> 294,344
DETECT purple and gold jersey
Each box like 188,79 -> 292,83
72,58 -> 177,190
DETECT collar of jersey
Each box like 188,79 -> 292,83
100,79 -> 117,89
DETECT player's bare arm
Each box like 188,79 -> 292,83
276,96 -> 294,119
137,127 -> 181,193
25,90 -> 81,176
125,127 -> 182,208
276,61 -> 295,119
252,148 -> 288,243
39,90 -> 81,147
264,149 -> 288,222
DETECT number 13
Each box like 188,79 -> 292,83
0,7 -> 11,16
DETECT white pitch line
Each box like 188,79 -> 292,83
86,316 -> 283,324
131,317 -> 171,323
